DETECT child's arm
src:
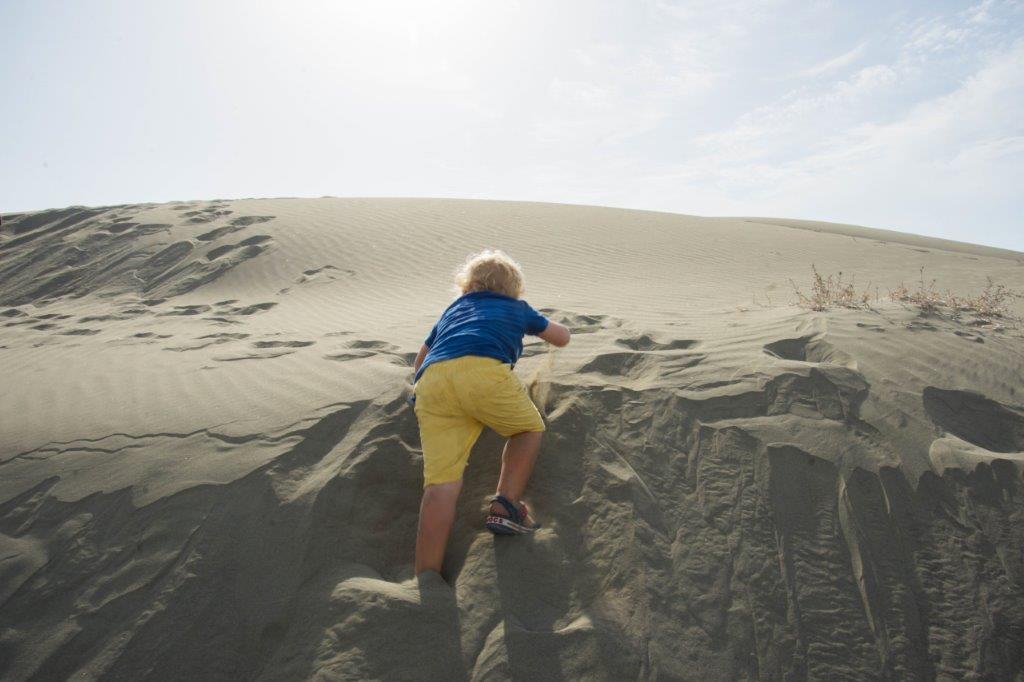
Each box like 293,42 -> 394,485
413,343 -> 429,373
538,320 -> 571,347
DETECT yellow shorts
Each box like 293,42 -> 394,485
414,355 -> 546,487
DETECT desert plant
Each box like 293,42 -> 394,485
960,277 -> 1019,319
792,266 -> 1021,324
890,269 -> 1021,324
790,265 -> 873,311
890,268 -> 945,314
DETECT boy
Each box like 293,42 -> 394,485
412,249 -> 571,576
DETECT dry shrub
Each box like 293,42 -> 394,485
792,266 -> 1021,324
789,265 -> 875,311
890,268 -> 1021,322
889,268 -> 945,314
959,278 -> 1020,320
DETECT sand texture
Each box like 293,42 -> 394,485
1,198 -> 1023,680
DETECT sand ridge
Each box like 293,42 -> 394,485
1,198 -> 1023,679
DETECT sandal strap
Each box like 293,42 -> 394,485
488,495 -> 522,524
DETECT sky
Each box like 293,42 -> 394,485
2,0 -> 1022,251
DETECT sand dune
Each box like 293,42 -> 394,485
1,198 -> 1023,679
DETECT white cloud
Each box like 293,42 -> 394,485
531,40 -> 717,148
948,135 -> 1024,167
906,19 -> 971,54
696,64 -> 899,159
648,0 -> 784,34
524,17 -> 1023,248
502,1 -> 1022,249
798,42 -> 869,78
840,38 -> 1024,163
678,38 -> 1024,242
968,0 -> 999,25
534,78 -> 670,146
903,0 -> 1022,57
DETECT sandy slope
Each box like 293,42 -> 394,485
1,198 -> 1023,680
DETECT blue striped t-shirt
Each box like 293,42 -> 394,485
416,291 -> 550,382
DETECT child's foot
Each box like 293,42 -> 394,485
486,494 -> 540,535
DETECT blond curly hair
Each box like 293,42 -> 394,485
454,249 -> 525,298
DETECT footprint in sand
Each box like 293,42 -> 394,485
196,225 -> 246,242
323,339 -> 409,365
294,265 -> 356,285
580,349 -> 704,377
573,330 -> 703,378
143,234 -> 275,298
214,349 -> 298,362
216,301 -> 277,316
953,330 -> 985,343
195,216 -> 274,242
253,340 -> 315,349
615,333 -> 697,351
183,208 -> 234,224
539,309 -> 621,334
158,304 -> 212,317
79,307 -> 148,323
163,333 -> 250,352
99,222 -> 170,237
105,331 -> 174,346
229,215 -> 274,227
209,338 -> 315,361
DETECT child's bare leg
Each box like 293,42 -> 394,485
415,478 -> 463,575
493,431 -> 542,516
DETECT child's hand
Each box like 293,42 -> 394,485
538,321 -> 571,347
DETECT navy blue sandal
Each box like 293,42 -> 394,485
486,495 -> 540,535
